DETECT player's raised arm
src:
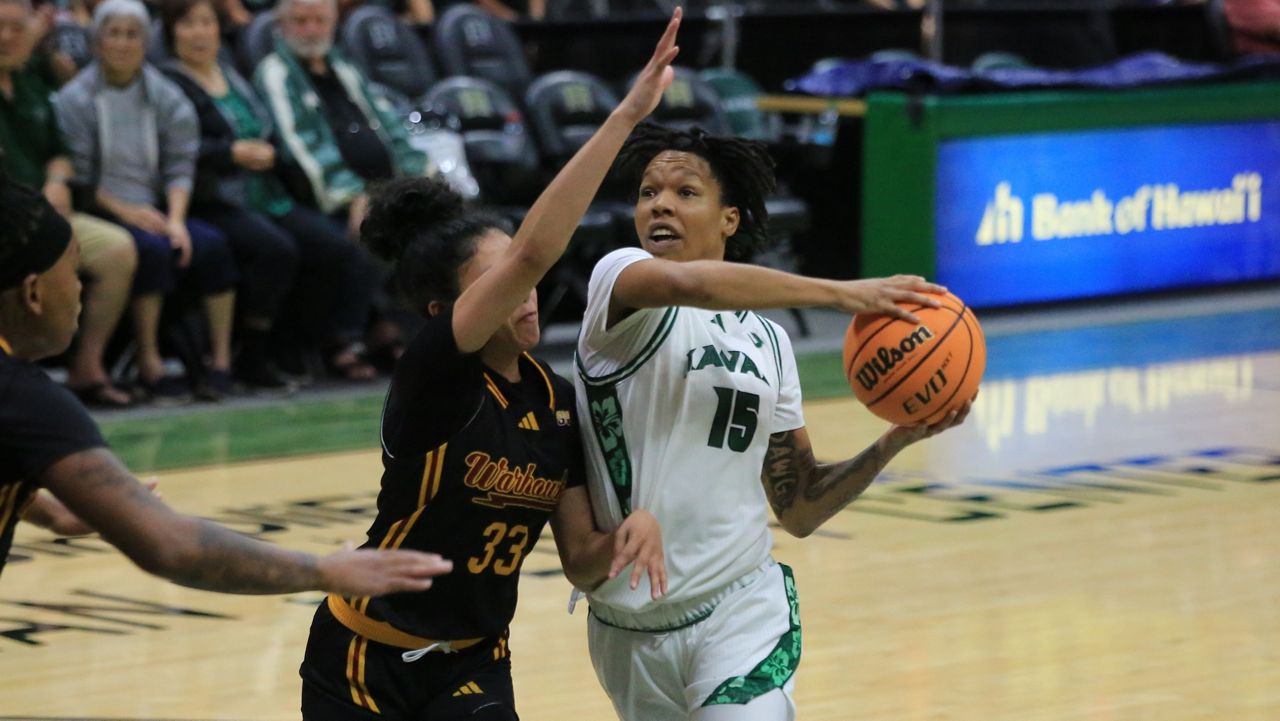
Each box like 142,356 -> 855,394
40,448 -> 453,596
449,9 -> 683,353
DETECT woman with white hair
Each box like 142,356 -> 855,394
54,0 -> 240,402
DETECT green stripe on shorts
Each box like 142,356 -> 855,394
702,564 -> 802,707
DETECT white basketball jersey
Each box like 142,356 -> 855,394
575,248 -> 805,614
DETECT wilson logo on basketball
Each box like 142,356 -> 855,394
854,326 -> 935,391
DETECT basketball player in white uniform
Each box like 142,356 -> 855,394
575,124 -> 973,721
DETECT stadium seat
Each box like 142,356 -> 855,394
433,5 -> 532,101
524,70 -> 620,166
50,19 -> 93,70
423,76 -> 542,207
237,11 -> 279,76
523,70 -> 628,324
642,66 -> 732,134
698,66 -> 781,142
339,5 -> 437,104
146,18 -> 168,64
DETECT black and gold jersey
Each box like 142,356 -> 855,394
341,310 -> 583,642
0,345 -> 106,578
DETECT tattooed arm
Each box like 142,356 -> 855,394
38,448 -> 452,596
761,403 -> 972,538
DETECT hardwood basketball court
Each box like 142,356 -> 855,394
2,298 -> 1277,721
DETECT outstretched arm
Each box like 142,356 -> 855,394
611,260 -> 947,328
21,490 -> 95,536
549,486 -> 666,598
761,403 -> 971,538
40,448 -> 453,596
451,9 -> 683,352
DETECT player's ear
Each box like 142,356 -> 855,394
426,300 -> 444,317
20,273 -> 43,316
720,205 -> 740,240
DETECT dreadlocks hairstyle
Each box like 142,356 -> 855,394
615,122 -> 777,261
361,177 -> 512,313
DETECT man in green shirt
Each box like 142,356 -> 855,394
0,0 -> 138,407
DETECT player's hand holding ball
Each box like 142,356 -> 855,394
842,289 -> 985,433
827,274 -> 948,324
881,397 -> 975,453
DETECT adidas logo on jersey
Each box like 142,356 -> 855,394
517,412 -> 540,431
453,681 -> 484,697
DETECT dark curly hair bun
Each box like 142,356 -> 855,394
361,177 -> 466,263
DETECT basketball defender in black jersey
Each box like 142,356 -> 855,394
298,12 -> 685,720
0,179 -> 449,601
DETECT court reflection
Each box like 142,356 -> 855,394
973,354 -> 1259,451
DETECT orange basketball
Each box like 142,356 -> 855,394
841,291 -> 986,426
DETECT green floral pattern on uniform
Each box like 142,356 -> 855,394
703,564 -> 802,706
584,382 -> 633,516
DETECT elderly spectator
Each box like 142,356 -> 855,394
0,0 -> 139,407
159,0 -> 378,383
55,0 -> 238,401
253,0 -> 430,229
255,0 -> 433,371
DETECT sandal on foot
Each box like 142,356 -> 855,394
68,382 -> 134,409
325,344 -> 377,382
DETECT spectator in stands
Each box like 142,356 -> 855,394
159,0 -> 379,384
257,0 -> 440,371
255,0 -> 431,230
1223,0 -> 1280,54
1,0 -> 139,407
22,0 -> 81,85
55,0 -> 239,402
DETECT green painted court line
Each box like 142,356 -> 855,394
99,395 -> 387,474
100,357 -> 854,474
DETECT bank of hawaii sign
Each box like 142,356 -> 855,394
935,121 -> 1280,307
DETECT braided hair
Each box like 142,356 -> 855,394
361,177 -> 512,313
615,122 -> 776,261
0,174 -> 73,292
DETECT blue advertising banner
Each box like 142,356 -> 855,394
935,121 -> 1280,307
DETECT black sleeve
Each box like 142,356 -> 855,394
0,370 -> 106,484
165,70 -> 237,173
561,378 -> 586,489
381,309 -> 485,455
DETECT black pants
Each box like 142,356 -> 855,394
197,205 -> 298,321
201,204 -> 377,344
276,206 -> 378,344
300,602 -> 518,721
